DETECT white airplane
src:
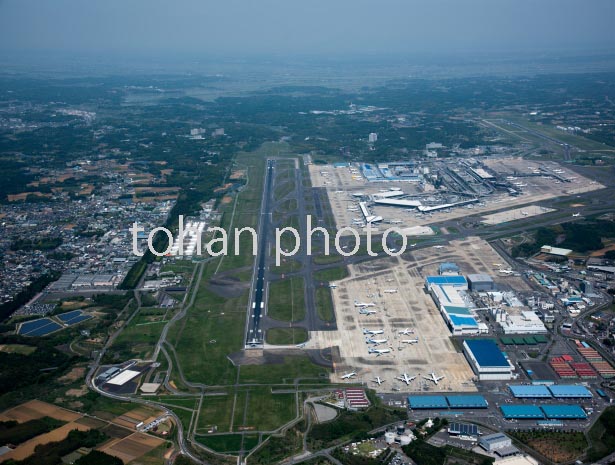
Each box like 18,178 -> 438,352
355,301 -> 375,307
368,347 -> 392,356
372,376 -> 385,386
399,328 -> 415,335
340,372 -> 357,379
423,372 -> 445,385
358,308 -> 377,315
432,245 -> 445,249
365,337 -> 388,346
362,328 -> 384,335
401,338 -> 419,344
572,212 -> 581,217
396,373 -> 416,385
383,289 -> 398,294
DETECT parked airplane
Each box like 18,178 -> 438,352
396,373 -> 416,385
572,212 -> 581,217
372,376 -> 384,386
355,301 -> 375,307
398,328 -> 415,335
368,347 -> 392,356
362,328 -> 384,335
341,372 -> 357,379
423,372 -> 445,385
365,337 -> 388,346
401,338 -> 419,344
358,308 -> 377,315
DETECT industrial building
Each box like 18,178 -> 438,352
540,245 -> 573,257
407,395 -> 488,410
479,433 -> 519,457
548,384 -> 592,398
490,307 -> 548,335
541,405 -> 587,419
427,276 -> 487,335
509,385 -> 552,398
447,423 -> 479,437
500,405 -> 545,419
467,274 -> 495,291
463,339 -> 514,380
446,395 -> 488,409
408,396 -> 448,410
439,262 -> 460,276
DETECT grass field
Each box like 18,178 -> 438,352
314,266 -> 348,282
267,277 -> 305,322
197,434 -> 243,453
315,287 -> 335,322
108,307 -> 169,360
266,327 -> 308,345
197,394 -> 235,433
238,356 -> 328,384
241,388 -> 296,431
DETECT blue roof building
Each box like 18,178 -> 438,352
541,405 -> 587,419
500,405 -> 545,419
548,385 -> 593,398
425,276 -> 468,290
439,262 -> 460,275
446,395 -> 488,409
463,339 -> 513,381
408,396 -> 448,409
509,385 -> 552,398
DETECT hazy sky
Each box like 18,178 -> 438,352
0,0 -> 614,57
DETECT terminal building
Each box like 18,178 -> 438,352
463,339 -> 514,380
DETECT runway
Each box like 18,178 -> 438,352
245,159 -> 275,347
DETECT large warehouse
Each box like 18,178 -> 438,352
463,339 -> 514,380
467,274 -> 495,292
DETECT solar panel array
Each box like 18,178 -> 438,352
18,318 -> 63,337
57,310 -> 93,326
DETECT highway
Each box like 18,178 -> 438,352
246,159 -> 275,347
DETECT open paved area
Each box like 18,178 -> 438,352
310,236 -> 533,393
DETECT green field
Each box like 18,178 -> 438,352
267,277 -> 306,322
196,434 -> 243,453
314,266 -> 349,282
239,356 -> 328,384
266,327 -> 308,345
108,307 -> 170,360
242,388 -> 297,431
197,394 -> 235,433
315,287 -> 335,322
